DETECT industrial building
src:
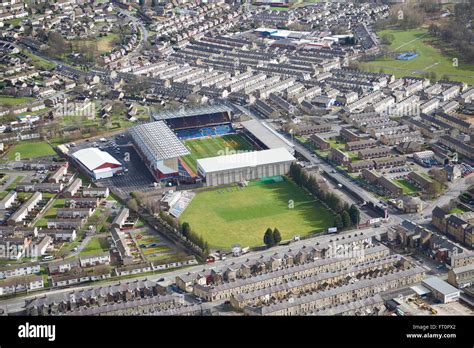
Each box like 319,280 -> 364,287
422,277 -> 460,304
197,148 -> 295,187
71,148 -> 123,180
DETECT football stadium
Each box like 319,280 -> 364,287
129,105 -> 334,248
130,105 -> 296,186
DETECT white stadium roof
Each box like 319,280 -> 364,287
152,104 -> 232,121
72,148 -> 121,171
197,148 -> 295,174
241,120 -> 294,154
129,121 -> 190,162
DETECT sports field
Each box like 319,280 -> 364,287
181,134 -> 255,173
362,28 -> 474,85
180,178 -> 334,249
7,141 -> 56,160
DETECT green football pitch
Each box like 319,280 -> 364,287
181,134 -> 255,174
180,178 -> 335,249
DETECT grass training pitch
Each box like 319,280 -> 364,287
362,28 -> 474,85
7,141 -> 56,160
180,178 -> 334,249
181,134 -> 255,173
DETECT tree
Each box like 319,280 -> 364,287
380,33 -> 394,45
341,211 -> 352,229
47,32 -> 67,58
273,228 -> 282,245
334,215 -> 343,229
264,228 -> 274,248
349,204 -> 361,226
181,222 -> 191,239
127,198 -> 138,212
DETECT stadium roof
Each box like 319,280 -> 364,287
197,148 -> 295,174
129,121 -> 190,161
72,148 -> 121,171
241,120 -> 294,154
152,104 -> 232,121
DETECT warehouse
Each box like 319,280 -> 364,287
72,148 -> 122,180
129,121 -> 191,181
422,277 -> 460,304
197,148 -> 295,187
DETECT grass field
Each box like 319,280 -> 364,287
79,236 -> 109,256
362,28 -> 474,85
181,134 -> 255,174
7,141 -> 56,160
0,95 -> 34,106
180,178 -> 334,249
72,33 -> 119,56
395,178 -> 421,195
22,51 -> 56,71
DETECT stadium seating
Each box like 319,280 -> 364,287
165,111 -> 231,131
176,124 -> 234,140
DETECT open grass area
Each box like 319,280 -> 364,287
362,28 -> 474,85
395,178 -> 421,195
0,95 -> 34,106
449,207 -> 465,214
71,33 -> 119,57
7,141 -> 56,160
22,51 -> 56,71
180,178 -> 334,249
79,236 -> 109,256
181,134 -> 255,174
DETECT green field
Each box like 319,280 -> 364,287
79,236 -> 109,256
7,141 -> 56,160
181,134 -> 255,174
395,178 -> 421,195
72,33 -> 119,56
362,28 -> 474,85
22,51 -> 56,71
0,95 -> 34,106
180,178 -> 334,249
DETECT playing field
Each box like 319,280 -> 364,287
362,28 -> 474,85
181,134 -> 255,173
7,141 -> 56,160
180,178 -> 334,249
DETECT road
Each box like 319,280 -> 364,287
2,225 -> 387,314
115,9 -> 149,63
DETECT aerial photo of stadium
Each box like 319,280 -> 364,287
126,104 -> 334,248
